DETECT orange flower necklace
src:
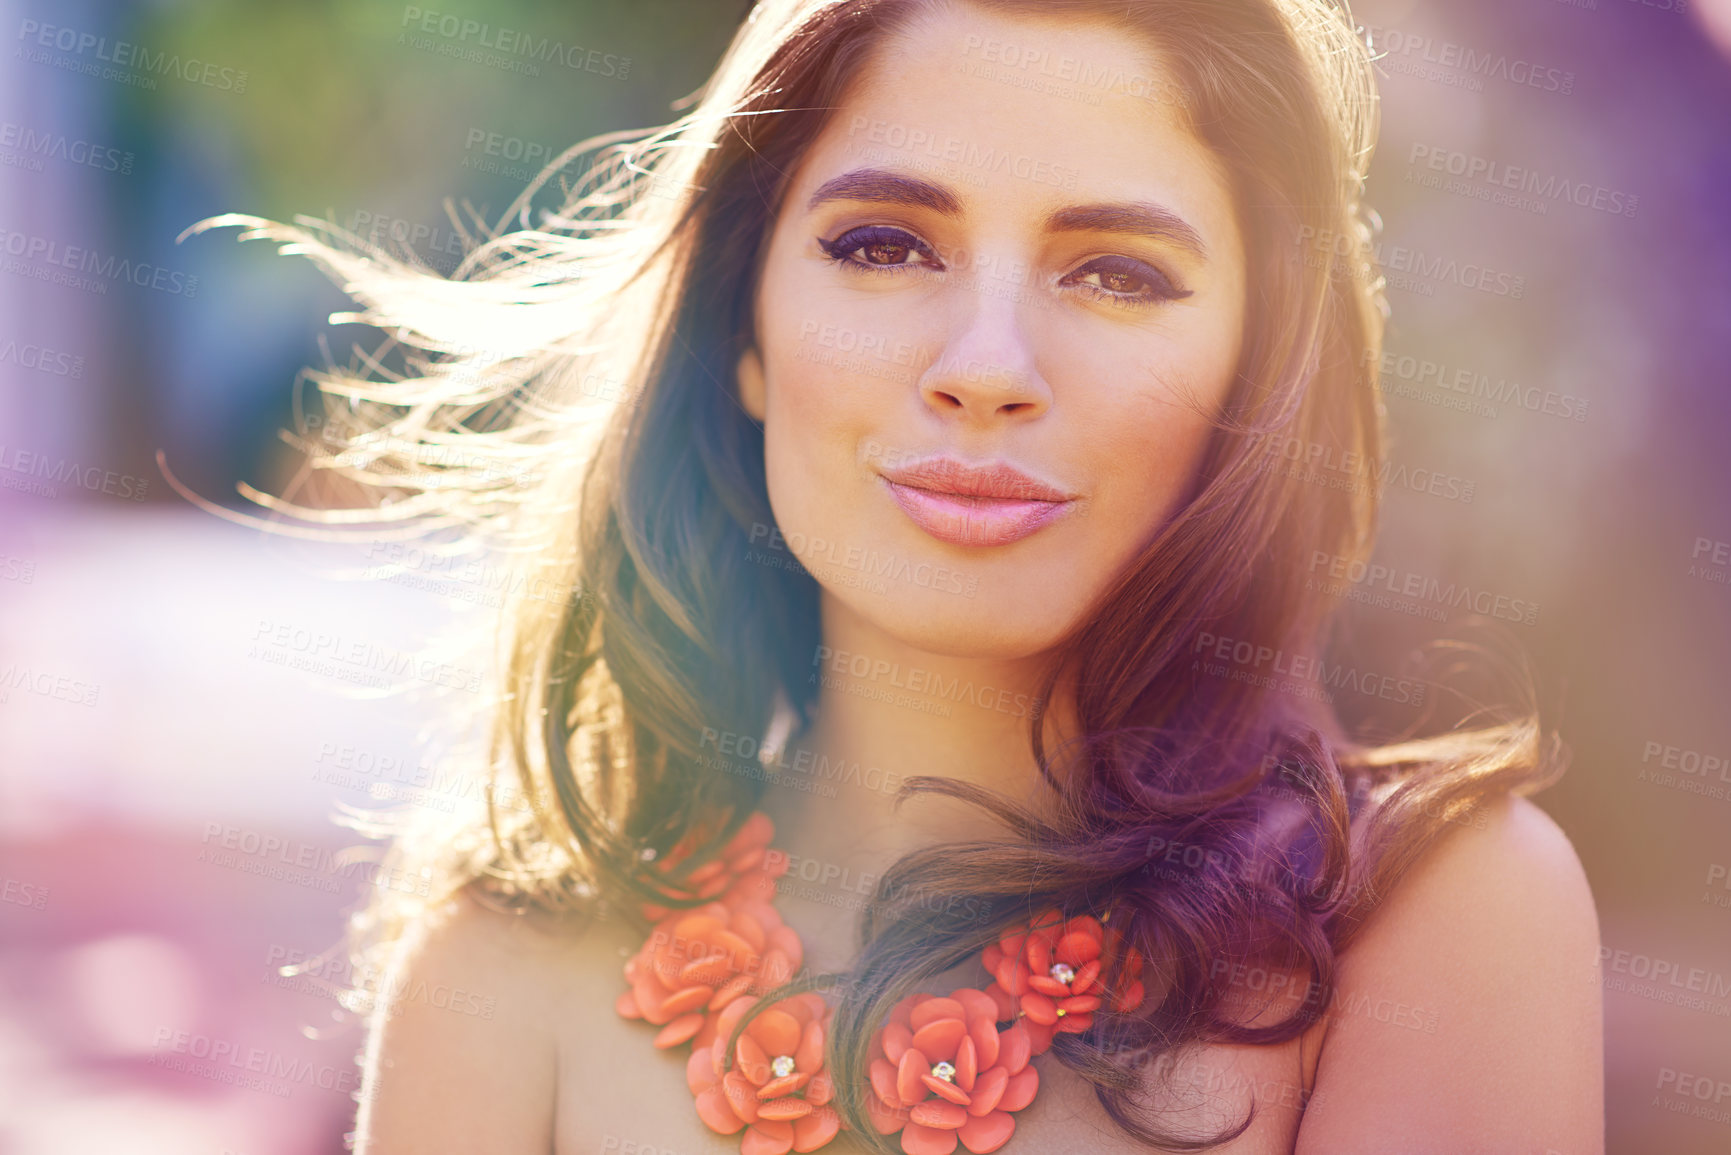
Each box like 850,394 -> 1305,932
616,812 -> 1148,1155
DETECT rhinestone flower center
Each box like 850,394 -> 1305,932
771,1054 -> 796,1078
931,1060 -> 956,1082
1050,962 -> 1076,985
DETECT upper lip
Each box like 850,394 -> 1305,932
877,455 -> 1077,502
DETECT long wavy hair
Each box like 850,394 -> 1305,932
194,0 -> 1564,1146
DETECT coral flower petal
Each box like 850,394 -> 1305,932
749,1008 -> 805,1059
897,1047 -> 932,1104
910,1099 -> 968,1129
741,1120 -> 795,1155
1071,959 -> 1101,995
688,1047 -> 719,1094
757,1098 -> 814,1121
993,959 -> 1027,998
1026,936 -> 1052,976
737,1034 -> 772,1083
950,989 -> 998,1022
710,973 -> 754,1011
998,933 -> 1027,960
999,1066 -> 1039,1113
909,998 -> 967,1032
1056,932 -> 1102,969
696,1085 -> 746,1134
870,1058 -> 901,1107
680,954 -> 736,988
965,1066 -> 1007,1117
724,1070 -> 761,1123
615,990 -> 641,1019
1026,974 -> 1069,998
1019,993 -> 1058,1026
911,1017 -> 967,1060
793,1106 -> 842,1152
805,1068 -> 835,1106
1114,979 -> 1146,1013
1059,995 -> 1101,1014
654,1012 -> 706,1048
957,1109 -> 1016,1153
868,1093 -> 909,1134
1056,1011 -> 1094,1034
884,1021 -> 915,1064
796,1020 -> 825,1073
984,984 -> 1017,1023
997,1023 -> 1032,1075
968,1017 -> 999,1071
661,984 -> 714,1018
757,1072 -> 811,1099
921,1073 -> 971,1106
901,1121 -> 960,1155
1023,1017 -> 1056,1056
981,944 -> 1003,973
954,1035 -> 978,1092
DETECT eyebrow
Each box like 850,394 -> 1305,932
806,168 -> 1207,259
1045,203 -> 1208,259
806,168 -> 963,215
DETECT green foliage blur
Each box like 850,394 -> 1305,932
128,0 -> 744,223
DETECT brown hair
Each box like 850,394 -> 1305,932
196,0 -> 1562,1146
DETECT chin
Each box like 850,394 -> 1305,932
821,577 -> 1083,662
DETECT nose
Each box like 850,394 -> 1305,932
917,288 -> 1051,423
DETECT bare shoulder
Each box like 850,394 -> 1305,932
1296,793 -> 1604,1155
353,887 -> 594,1154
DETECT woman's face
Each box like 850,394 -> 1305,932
740,1 -> 1247,661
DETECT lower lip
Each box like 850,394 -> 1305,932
882,479 -> 1074,547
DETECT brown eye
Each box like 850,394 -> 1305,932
863,240 -> 910,265
1096,267 -> 1146,294
817,226 -> 944,273
1063,255 -> 1193,304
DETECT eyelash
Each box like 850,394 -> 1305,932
816,225 -> 1193,305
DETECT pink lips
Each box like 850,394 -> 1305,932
877,456 -> 1078,547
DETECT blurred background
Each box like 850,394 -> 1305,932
1,0 -> 1728,1151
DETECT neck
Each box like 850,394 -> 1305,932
761,593 -> 1077,879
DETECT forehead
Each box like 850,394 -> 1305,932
791,2 -> 1235,224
